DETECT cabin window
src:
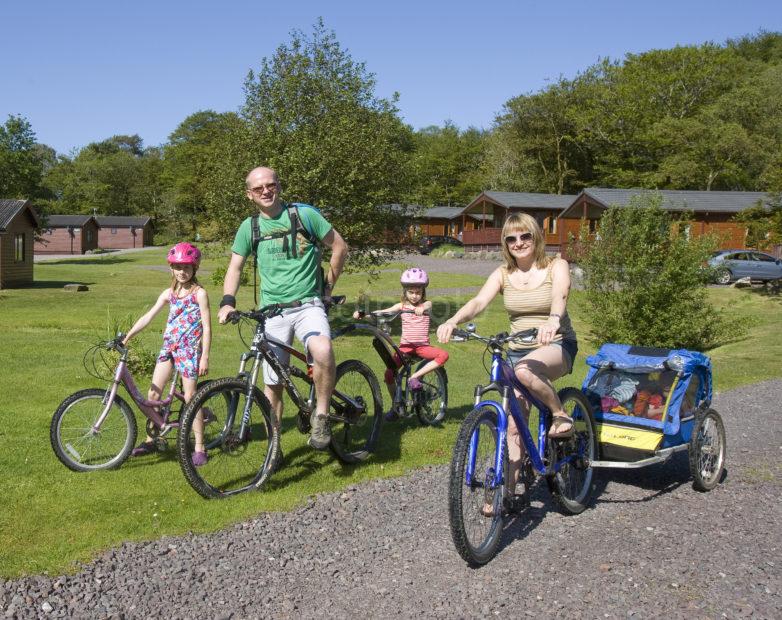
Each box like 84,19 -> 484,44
111,227 -> 117,234
14,233 -> 25,262
546,216 -> 557,235
86,229 -> 94,242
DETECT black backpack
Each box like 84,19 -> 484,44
250,203 -> 323,304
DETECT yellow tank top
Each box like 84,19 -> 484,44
501,263 -> 576,351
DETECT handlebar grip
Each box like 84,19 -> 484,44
326,295 -> 346,305
227,311 -> 241,324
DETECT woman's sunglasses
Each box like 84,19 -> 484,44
504,232 -> 534,245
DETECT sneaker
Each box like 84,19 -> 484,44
131,441 -> 157,457
384,409 -> 400,422
308,413 -> 331,450
408,377 -> 424,391
191,451 -> 208,467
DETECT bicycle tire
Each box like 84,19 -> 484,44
328,359 -> 383,464
448,406 -> 508,566
545,387 -> 597,515
50,388 -> 137,472
689,408 -> 726,492
177,377 -> 278,499
414,364 -> 448,426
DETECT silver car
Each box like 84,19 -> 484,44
709,250 -> 782,284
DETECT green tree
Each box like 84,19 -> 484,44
733,192 -> 782,249
0,115 -> 46,199
575,194 -> 738,350
404,122 -> 486,206
204,20 -> 413,265
485,75 -> 594,194
43,135 -> 160,216
163,110 -> 241,237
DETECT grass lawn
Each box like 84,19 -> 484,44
1,248 -> 779,577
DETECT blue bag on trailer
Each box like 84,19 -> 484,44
582,344 -> 712,461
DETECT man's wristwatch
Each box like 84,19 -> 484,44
219,295 -> 237,308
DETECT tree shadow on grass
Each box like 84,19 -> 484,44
41,257 -> 132,266
26,280 -> 96,289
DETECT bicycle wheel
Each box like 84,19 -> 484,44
414,364 -> 448,426
328,360 -> 383,464
689,408 -> 726,492
177,377 -> 277,499
50,388 -> 137,472
448,406 -> 507,566
546,387 -> 597,515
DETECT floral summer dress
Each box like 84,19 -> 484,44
157,288 -> 203,378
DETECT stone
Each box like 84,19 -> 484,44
63,283 -> 89,292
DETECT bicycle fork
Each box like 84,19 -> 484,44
92,363 -> 126,433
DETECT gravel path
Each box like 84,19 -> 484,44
3,379 -> 780,619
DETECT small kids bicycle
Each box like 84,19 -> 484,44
177,296 -> 384,499
341,309 -> 448,425
50,336 -> 209,472
447,324 -> 597,565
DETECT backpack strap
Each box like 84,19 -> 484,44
286,204 -> 317,259
249,204 -> 323,304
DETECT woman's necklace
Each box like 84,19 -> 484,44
515,264 -> 536,287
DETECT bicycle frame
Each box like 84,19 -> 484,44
226,308 -> 365,438
335,317 -> 417,412
466,349 -> 579,489
94,352 -> 183,433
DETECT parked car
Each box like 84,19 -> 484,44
418,235 -> 463,255
708,250 -> 782,284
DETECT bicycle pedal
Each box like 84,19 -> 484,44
503,493 -> 530,515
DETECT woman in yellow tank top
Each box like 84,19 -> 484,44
437,213 -> 578,497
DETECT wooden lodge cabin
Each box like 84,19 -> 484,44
95,216 -> 153,249
415,206 -> 488,239
0,199 -> 40,289
556,188 -> 769,258
35,215 -> 99,254
458,188 -> 769,256
459,191 -> 577,251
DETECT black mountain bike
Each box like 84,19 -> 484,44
339,310 -> 448,426
177,297 -> 383,499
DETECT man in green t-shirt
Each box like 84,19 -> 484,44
217,166 -> 348,455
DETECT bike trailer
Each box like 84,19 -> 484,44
582,344 -> 712,462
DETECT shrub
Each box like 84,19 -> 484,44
573,194 -> 743,350
429,243 -> 465,257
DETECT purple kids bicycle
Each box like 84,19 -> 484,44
50,334 -> 209,472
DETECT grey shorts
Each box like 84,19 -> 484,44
262,298 -> 331,385
506,339 -> 578,375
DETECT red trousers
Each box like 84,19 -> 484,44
384,343 -> 449,384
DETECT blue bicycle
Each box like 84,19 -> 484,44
447,324 -> 598,565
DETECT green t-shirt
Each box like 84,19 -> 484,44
231,204 -> 332,305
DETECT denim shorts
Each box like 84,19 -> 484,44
506,339 -> 578,374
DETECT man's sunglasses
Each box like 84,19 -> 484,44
504,232 -> 534,245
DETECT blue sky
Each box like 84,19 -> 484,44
1,0 -> 780,155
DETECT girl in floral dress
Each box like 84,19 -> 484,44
123,243 -> 212,465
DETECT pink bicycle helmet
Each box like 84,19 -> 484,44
167,242 -> 201,266
401,267 -> 428,287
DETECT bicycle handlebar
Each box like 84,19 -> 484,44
354,308 -> 430,322
227,295 -> 346,324
451,326 -> 538,347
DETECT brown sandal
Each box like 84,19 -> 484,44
548,414 -> 575,438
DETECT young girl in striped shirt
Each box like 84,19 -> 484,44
354,268 -> 449,421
